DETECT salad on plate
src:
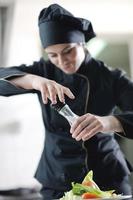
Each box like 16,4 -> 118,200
60,171 -> 132,200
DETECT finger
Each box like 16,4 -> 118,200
82,131 -> 97,141
55,86 -> 65,103
75,120 -> 101,141
71,114 -> 93,135
41,87 -> 48,104
71,117 -> 91,138
47,85 -> 57,104
82,123 -> 102,141
63,87 -> 75,99
70,115 -> 87,134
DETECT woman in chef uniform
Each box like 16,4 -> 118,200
0,4 -> 133,200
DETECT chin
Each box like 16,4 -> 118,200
63,69 -> 76,74
63,66 -> 79,74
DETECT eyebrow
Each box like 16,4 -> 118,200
47,45 -> 73,54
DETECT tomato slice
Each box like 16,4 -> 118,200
82,192 -> 99,199
82,181 -> 96,187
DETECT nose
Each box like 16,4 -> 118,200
58,54 -> 66,66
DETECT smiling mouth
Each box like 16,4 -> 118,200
63,63 -> 73,69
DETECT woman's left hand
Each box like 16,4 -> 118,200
70,113 -> 123,141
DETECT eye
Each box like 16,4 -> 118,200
48,54 -> 57,58
63,47 -> 74,55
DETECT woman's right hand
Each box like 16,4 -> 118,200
10,74 -> 75,104
31,75 -> 75,104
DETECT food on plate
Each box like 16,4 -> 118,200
60,171 -> 122,200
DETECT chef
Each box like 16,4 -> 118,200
0,3 -> 133,200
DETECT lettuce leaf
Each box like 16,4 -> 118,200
82,170 -> 100,189
60,171 -> 116,200
72,182 -> 114,198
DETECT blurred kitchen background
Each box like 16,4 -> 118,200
0,0 -> 133,190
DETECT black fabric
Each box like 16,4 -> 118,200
94,175 -> 132,195
40,187 -> 64,200
39,22 -> 85,48
38,4 -> 96,47
0,54 -> 133,195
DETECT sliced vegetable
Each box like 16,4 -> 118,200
72,182 -> 114,198
82,170 -> 99,190
60,171 -> 118,200
82,192 -> 100,199
82,181 -> 96,188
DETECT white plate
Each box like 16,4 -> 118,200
55,195 -> 132,200
92,195 -> 132,200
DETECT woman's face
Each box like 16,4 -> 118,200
45,43 -> 85,74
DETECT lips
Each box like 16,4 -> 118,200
64,66 -> 71,70
59,63 -> 75,73
62,63 -> 72,70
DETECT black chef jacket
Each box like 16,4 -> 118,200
0,53 -> 133,190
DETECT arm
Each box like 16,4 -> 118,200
10,74 -> 75,104
0,60 -> 75,102
70,114 -> 123,141
70,69 -> 133,141
112,70 -> 133,139
0,62 -> 41,96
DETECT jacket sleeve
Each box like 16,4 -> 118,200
0,59 -> 46,96
112,69 -> 133,139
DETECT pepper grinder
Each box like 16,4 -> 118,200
51,101 -> 78,125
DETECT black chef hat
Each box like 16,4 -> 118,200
38,4 -> 96,48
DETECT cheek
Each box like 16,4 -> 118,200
68,51 -> 77,63
74,49 -> 85,68
49,57 -> 58,65
49,58 -> 62,70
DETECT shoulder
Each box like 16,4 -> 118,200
87,58 -> 132,91
89,57 -> 126,79
31,57 -> 55,76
